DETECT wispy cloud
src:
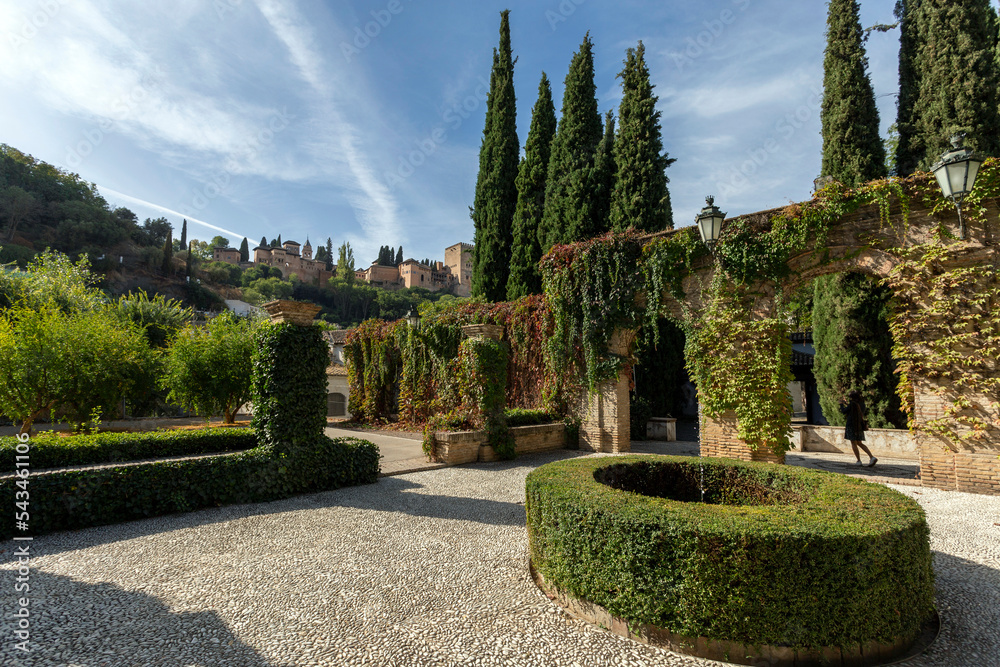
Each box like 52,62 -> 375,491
99,186 -> 249,243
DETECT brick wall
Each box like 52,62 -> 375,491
701,411 -> 785,464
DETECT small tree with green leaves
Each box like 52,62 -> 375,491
161,312 -> 258,424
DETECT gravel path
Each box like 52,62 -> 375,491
1,450 -> 998,667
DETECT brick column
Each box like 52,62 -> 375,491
700,410 -> 785,464
914,379 -> 1000,495
577,330 -> 635,454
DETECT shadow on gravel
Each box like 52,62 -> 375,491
0,572 -> 278,666
903,552 -> 1000,667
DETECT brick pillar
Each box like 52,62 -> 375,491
577,330 -> 635,454
700,410 -> 785,464
914,379 -> 1000,495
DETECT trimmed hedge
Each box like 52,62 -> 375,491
0,437 -> 379,538
504,408 -> 556,427
0,428 -> 257,472
526,456 -> 935,651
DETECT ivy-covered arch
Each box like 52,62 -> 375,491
543,161 -> 1000,494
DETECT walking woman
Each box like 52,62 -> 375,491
841,390 -> 877,467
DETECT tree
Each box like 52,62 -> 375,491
507,73 -> 557,300
395,246 -> 403,266
1,186 -> 39,242
896,0 -> 1000,174
180,218 -> 188,250
325,238 -> 334,271
239,237 -> 250,262
210,235 -> 230,249
821,0 -> 886,186
471,10 -> 519,302
277,234 -> 282,247
114,289 -> 192,348
260,236 -> 267,248
185,241 -> 193,277
610,42 -> 674,233
814,0 -> 898,433
589,110 -> 616,236
161,312 -> 256,423
812,273 -> 906,429
161,230 -> 173,274
540,33 -> 603,249
337,241 -> 356,284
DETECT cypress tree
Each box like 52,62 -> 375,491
813,273 -> 906,429
897,0 -> 1000,173
239,237 -> 249,262
277,234 -> 282,247
821,0 -> 886,186
185,241 -> 193,277
588,110 -> 616,237
814,0 -> 899,431
161,230 -> 173,274
507,73 -> 557,300
540,33 -> 603,250
610,42 -> 674,233
326,238 -> 334,271
179,219 -> 188,250
259,236 -> 266,248
396,246 -> 403,266
471,10 -> 519,302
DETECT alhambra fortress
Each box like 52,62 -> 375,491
213,239 -> 474,297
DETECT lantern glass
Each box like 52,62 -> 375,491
695,196 -> 726,248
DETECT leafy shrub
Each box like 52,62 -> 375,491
526,456 -> 935,652
0,428 -> 257,472
0,436 -> 379,538
505,408 -> 556,427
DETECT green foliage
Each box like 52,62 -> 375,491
0,435 -> 379,538
162,231 -> 173,274
251,322 -> 330,454
161,312 -> 257,423
504,407 -> 556,427
337,241 -> 356,283
0,427 -> 257,472
471,10 -> 519,302
813,273 -> 905,429
540,231 -> 645,393
1,249 -> 105,312
459,337 -> 513,459
243,276 -> 294,305
610,42 -> 674,232
821,0 -> 887,186
587,111 -> 616,237
540,33 -> 603,250
507,73 -> 557,300
684,273 -> 794,456
0,303 -> 154,433
898,0 -> 1000,173
526,456 -> 935,650
202,260 -> 243,286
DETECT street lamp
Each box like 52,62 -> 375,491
696,196 -> 727,252
931,134 -> 983,240
404,308 -> 421,329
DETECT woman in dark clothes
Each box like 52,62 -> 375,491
841,390 -> 877,467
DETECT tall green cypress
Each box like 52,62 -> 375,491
179,218 -> 188,250
185,241 -> 193,277
540,33 -> 603,250
588,110 -> 616,237
813,273 -> 906,429
239,237 -> 249,262
897,0 -> 1000,173
821,0 -> 886,186
507,73 -> 557,300
259,236 -> 267,248
471,10 -> 519,302
610,42 -> 673,233
814,0 -> 899,431
161,231 -> 173,275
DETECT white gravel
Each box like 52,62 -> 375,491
0,451 -> 997,667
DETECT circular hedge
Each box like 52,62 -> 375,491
525,456 -> 935,661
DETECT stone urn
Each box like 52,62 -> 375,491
261,300 -> 322,326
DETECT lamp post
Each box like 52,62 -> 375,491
404,308 -> 421,329
696,196 -> 727,252
931,134 -> 983,240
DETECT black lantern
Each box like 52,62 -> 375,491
931,134 -> 983,240
696,196 -> 727,252
404,308 -> 421,329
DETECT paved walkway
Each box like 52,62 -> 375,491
325,426 -> 444,477
1,449 -> 996,666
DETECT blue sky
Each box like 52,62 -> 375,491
1,0 -> 908,265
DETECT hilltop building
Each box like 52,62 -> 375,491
245,239 -> 334,285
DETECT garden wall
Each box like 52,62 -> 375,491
789,425 -> 918,459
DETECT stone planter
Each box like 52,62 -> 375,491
262,300 -> 322,326
646,417 -> 677,442
431,423 -> 566,464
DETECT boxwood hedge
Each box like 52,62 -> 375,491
0,436 -> 379,538
0,428 -> 258,472
525,456 -> 935,652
